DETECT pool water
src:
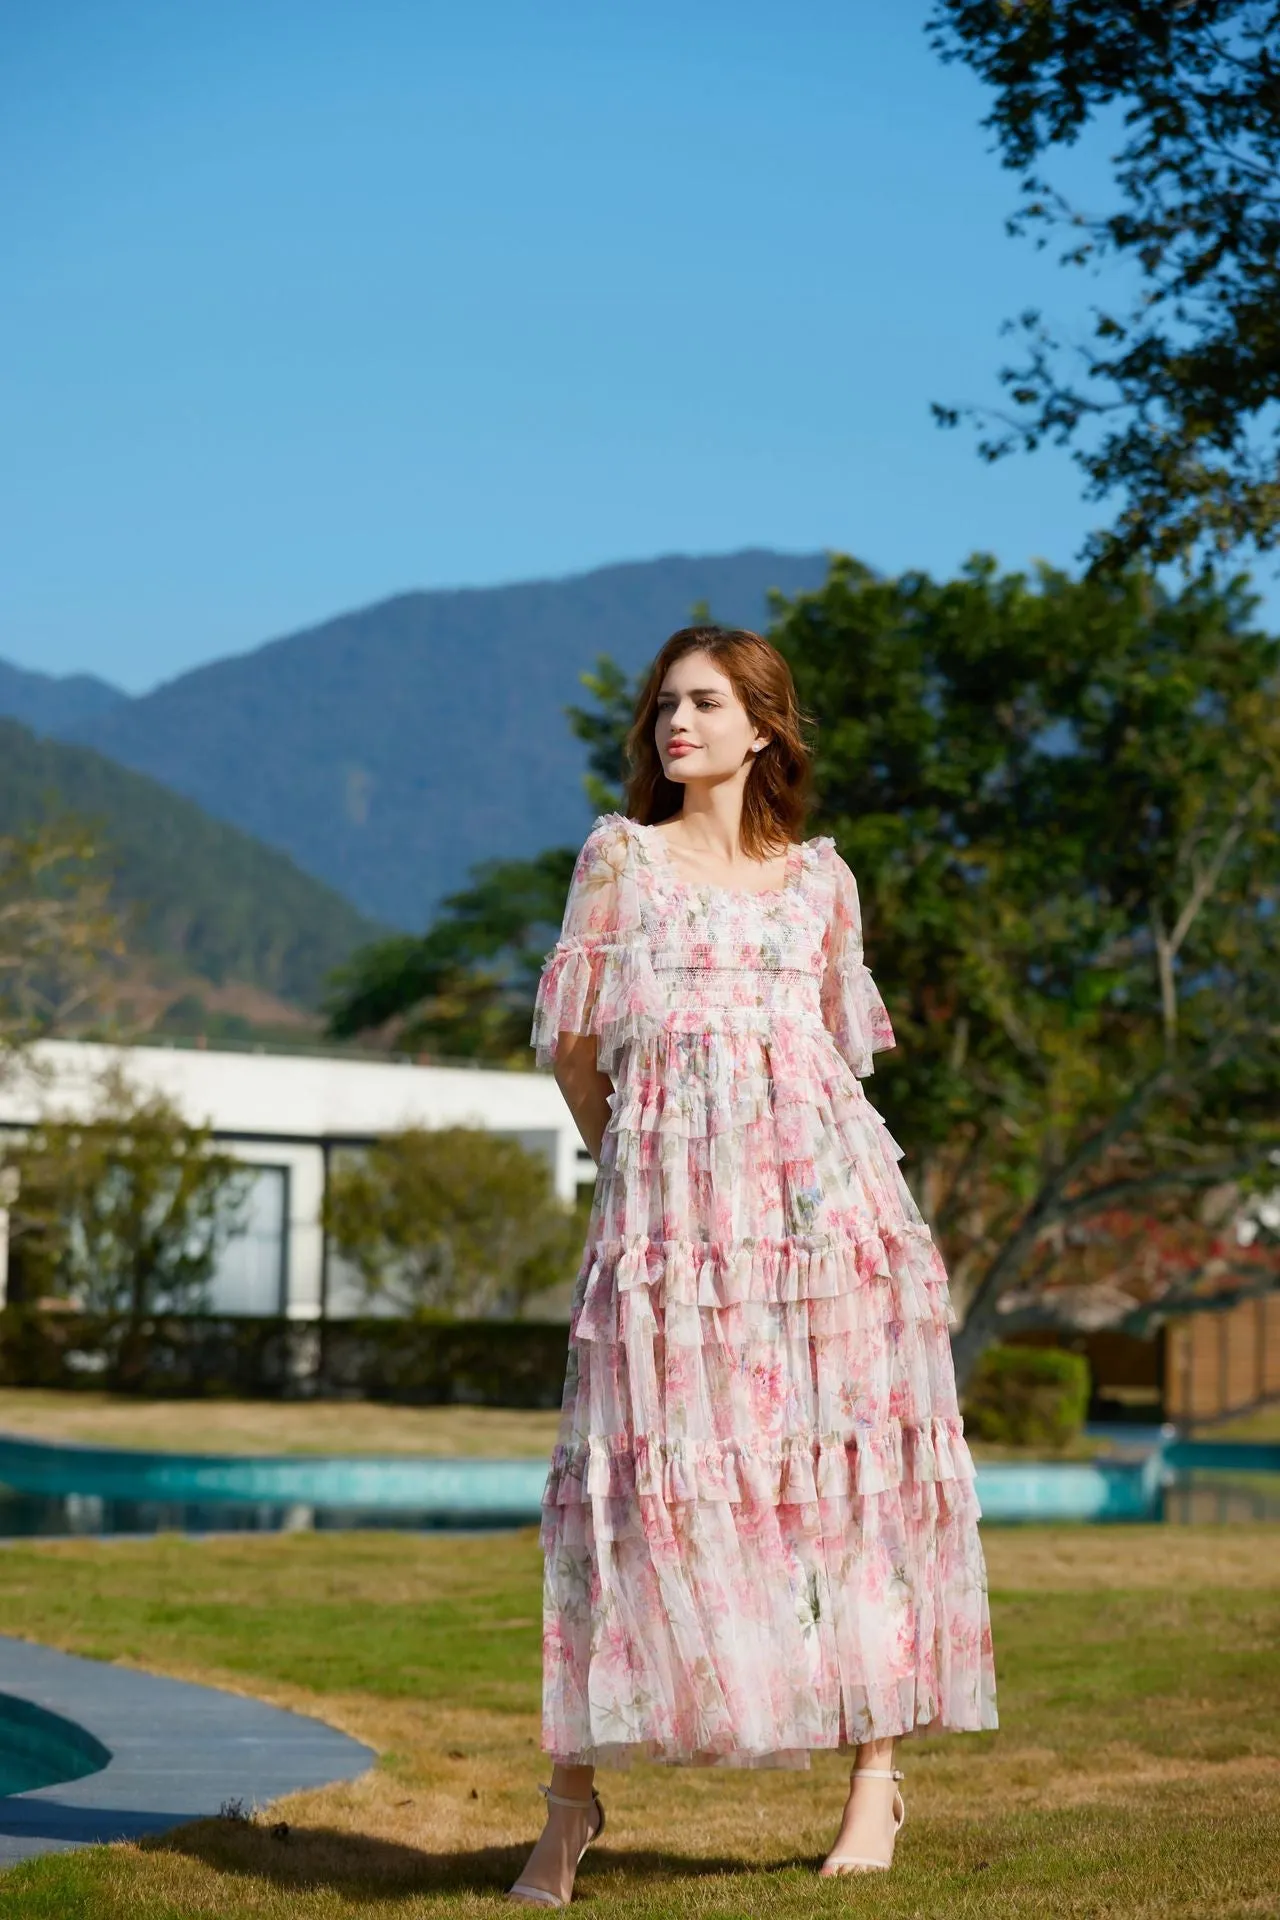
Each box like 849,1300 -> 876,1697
0,1692 -> 109,1797
1,1472 -> 1277,1540
0,1487 -> 529,1539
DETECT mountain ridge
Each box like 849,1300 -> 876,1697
0,716 -> 383,1011
33,547 -> 831,927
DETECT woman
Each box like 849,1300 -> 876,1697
508,625 -> 996,1907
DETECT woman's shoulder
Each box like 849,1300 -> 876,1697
572,811 -> 639,882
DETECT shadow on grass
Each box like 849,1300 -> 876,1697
143,1818 -> 802,1902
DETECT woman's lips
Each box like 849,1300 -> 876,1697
667,742 -> 699,756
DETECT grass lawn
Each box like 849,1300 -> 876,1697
1196,1404 -> 1280,1444
0,1389 -> 1147,1462
0,1391 -> 562,1458
0,1525 -> 1276,1918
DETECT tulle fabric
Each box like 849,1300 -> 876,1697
530,812 -> 997,1768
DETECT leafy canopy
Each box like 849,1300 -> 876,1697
929,2 -> 1280,570
323,1127 -> 590,1317
768,553 -> 1279,1378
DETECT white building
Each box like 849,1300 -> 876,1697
0,1038 -> 593,1318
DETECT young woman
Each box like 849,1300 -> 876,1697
508,625 -> 997,1907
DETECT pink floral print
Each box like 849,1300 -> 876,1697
530,811 -> 997,1769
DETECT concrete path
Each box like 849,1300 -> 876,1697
0,1635 -> 375,1868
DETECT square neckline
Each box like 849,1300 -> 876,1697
637,819 -> 806,899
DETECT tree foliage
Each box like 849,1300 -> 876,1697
0,719 -> 380,1008
7,1063 -> 253,1319
0,820 -> 123,1081
323,848 -> 576,1061
929,1 -> 1280,570
322,1126 -> 590,1316
769,552 -> 1279,1383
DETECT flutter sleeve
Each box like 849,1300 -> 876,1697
529,812 -> 657,1072
818,846 -> 896,1078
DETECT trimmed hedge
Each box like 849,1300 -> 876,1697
0,1307 -> 571,1409
962,1342 -> 1091,1451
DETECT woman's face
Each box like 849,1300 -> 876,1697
654,650 -> 768,786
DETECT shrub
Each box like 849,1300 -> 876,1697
0,1307 -> 572,1407
961,1342 -> 1091,1452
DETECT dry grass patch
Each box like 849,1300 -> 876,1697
0,1390 -> 560,1457
981,1522 -> 1280,1590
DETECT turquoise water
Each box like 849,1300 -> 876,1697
0,1693 -> 110,1798
0,1431 -> 1277,1536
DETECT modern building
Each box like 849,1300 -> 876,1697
0,1037 -> 593,1319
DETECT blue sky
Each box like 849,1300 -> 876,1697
4,2 -> 1272,692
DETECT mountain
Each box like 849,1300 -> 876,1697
0,658 -> 127,735
0,718 -> 382,1009
53,548 -> 830,928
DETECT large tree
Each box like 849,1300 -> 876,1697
770,553 -> 1279,1386
323,1126 -> 590,1317
0,821 -> 122,1082
8,1063 -> 252,1321
929,2 -> 1280,571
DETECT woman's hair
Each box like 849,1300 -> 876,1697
622,625 -> 815,856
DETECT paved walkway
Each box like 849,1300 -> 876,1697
0,1636 -> 375,1868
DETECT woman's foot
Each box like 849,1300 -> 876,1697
818,1764 -> 905,1877
507,1788 -> 603,1907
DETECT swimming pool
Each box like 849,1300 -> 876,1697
0,1692 -> 109,1798
0,1430 -> 1276,1536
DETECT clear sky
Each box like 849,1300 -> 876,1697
4,2 -> 1273,693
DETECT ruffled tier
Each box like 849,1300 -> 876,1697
821,950 -> 896,1078
603,1017 -> 883,1137
570,1227 -> 956,1344
540,1453 -> 996,1765
531,936 -> 664,1072
544,1416 -> 974,1509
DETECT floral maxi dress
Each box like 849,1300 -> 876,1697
529,812 -> 997,1769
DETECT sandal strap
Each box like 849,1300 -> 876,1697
507,1882 -> 565,1908
851,1767 -> 904,1781
538,1783 -> 598,1811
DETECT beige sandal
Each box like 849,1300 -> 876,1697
506,1782 -> 606,1908
821,1766 -> 905,1875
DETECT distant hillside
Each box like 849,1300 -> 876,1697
0,718 -> 383,1007
54,548 -> 830,928
0,658 -> 127,735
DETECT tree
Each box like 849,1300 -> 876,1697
8,1063 -> 252,1320
928,2 -> 1280,571
323,848 -> 576,1061
0,821 -> 123,1085
769,551 -> 1279,1386
323,1126 -> 590,1317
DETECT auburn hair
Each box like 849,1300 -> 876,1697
622,625 -> 815,858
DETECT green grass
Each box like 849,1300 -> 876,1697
0,1527 -> 1276,1916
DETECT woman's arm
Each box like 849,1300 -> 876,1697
552,1031 -> 613,1166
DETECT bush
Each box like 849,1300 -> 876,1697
0,1307 -> 571,1408
961,1342 -> 1091,1452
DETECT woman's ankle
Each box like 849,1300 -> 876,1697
851,1737 -> 898,1777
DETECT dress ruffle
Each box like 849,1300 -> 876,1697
822,951 -> 896,1078
545,1416 -> 976,1510
570,1228 -> 955,1343
530,937 -> 667,1073
531,813 -> 996,1767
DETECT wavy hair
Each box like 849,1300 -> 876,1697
621,625 -> 815,858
